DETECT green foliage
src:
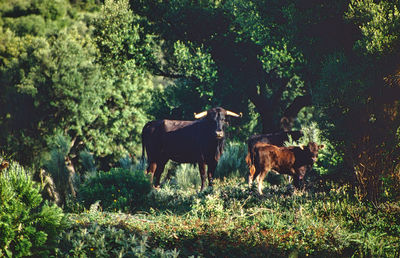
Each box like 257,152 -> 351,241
0,161 -> 65,257
312,0 -> 400,201
0,19 -> 105,165
42,133 -> 76,205
347,0 -> 400,55
0,0 -> 70,36
63,177 -> 400,257
79,150 -> 96,173
56,209 -> 179,257
87,0 -> 154,158
0,0 -> 156,166
215,141 -> 248,179
174,163 -> 201,190
78,168 -> 152,212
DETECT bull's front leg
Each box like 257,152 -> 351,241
199,162 -> 207,191
207,161 -> 217,189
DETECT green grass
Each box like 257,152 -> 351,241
57,176 -> 400,257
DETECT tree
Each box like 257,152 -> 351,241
0,0 -> 156,170
129,0 -> 338,134
0,23 -> 105,165
313,0 -> 400,201
89,0 -> 155,168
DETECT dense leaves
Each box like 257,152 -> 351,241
0,161 -> 65,257
78,167 -> 152,212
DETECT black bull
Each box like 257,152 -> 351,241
141,107 -> 241,190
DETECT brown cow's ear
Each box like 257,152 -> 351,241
319,144 -> 325,149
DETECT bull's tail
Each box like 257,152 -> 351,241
141,139 -> 146,163
141,122 -> 150,171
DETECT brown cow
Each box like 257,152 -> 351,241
247,142 -> 324,194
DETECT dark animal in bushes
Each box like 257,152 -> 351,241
247,142 -> 324,194
142,107 -> 241,190
247,130 -> 303,150
0,160 -> 9,172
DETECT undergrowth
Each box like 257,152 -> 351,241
60,176 -> 400,257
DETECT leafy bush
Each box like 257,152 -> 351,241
174,163 -> 201,190
0,161 -> 65,257
78,168 -> 152,212
215,141 -> 248,179
56,218 -> 179,257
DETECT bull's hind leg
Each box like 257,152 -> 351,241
153,161 -> 166,189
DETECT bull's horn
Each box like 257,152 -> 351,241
226,110 -> 242,117
194,110 -> 208,119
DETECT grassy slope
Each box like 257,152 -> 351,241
58,177 -> 400,257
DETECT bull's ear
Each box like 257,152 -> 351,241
319,144 -> 325,149
194,110 -> 208,119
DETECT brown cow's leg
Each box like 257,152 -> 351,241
153,162 -> 166,188
257,170 -> 268,195
248,174 -> 253,188
199,162 -> 207,191
248,165 -> 256,188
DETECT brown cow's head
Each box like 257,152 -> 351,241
301,142 -> 324,165
194,107 -> 241,139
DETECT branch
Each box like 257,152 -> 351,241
153,68 -> 186,79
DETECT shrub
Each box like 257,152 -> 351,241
174,163 -> 201,190
56,204 -> 180,258
0,161 -> 65,257
56,220 -> 180,257
43,133 -> 76,205
78,168 -> 152,212
215,141 -> 248,179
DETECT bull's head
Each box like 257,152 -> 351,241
194,107 -> 241,139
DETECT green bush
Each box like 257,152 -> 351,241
215,141 -> 248,179
78,168 -> 152,212
0,161 -> 65,257
174,163 -> 201,190
56,219 -> 180,257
